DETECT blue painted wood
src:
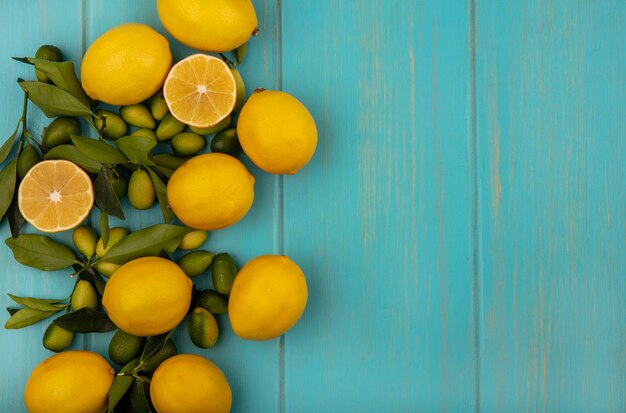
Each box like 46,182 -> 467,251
476,1 -> 626,412
281,1 -> 476,412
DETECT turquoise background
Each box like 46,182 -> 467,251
0,1 -> 625,412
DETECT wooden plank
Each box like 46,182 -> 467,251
477,1 -> 626,411
84,1 -> 282,411
281,1 -> 476,411
0,1 -> 85,411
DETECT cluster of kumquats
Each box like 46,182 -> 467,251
0,0 -> 317,412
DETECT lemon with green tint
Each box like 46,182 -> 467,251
211,128 -> 241,156
95,227 -> 128,257
171,132 -> 206,156
188,307 -> 219,348
128,169 -> 156,210
42,117 -> 79,147
42,323 -> 73,353
198,290 -> 228,315
121,104 -> 156,129
71,280 -> 99,311
72,226 -> 97,259
96,260 -> 121,278
156,112 -> 186,141
131,128 -> 157,141
178,230 -> 208,250
109,329 -> 145,366
189,115 -> 231,136
178,250 -> 215,277
212,253 -> 237,294
93,109 -> 127,140
34,45 -> 63,83
231,68 -> 245,110
151,91 -> 169,121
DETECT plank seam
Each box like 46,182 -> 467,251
275,1 -> 285,413
468,0 -> 481,411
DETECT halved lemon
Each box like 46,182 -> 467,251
163,54 -> 236,128
18,160 -> 94,233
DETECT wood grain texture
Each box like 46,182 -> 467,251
281,1 -> 476,411
477,1 -> 626,412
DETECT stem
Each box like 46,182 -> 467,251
20,90 -> 28,131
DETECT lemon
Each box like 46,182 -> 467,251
72,226 -> 97,259
188,307 -> 219,349
163,54 -> 236,128
42,117 -> 79,147
81,23 -> 172,105
178,230 -> 208,250
167,153 -> 255,230
238,90 -> 317,174
18,160 -> 94,233
71,280 -> 99,311
34,45 -> 63,83
157,0 -> 257,53
42,323 -> 74,353
102,257 -> 192,337
108,329 -> 144,366
24,351 -> 114,413
229,255 -> 308,340
150,354 -> 232,413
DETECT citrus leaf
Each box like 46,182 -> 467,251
5,234 -> 78,271
18,80 -> 92,118
4,307 -> 58,329
7,308 -> 19,316
7,187 -> 25,238
14,58 -> 89,106
140,330 -> 175,363
44,145 -> 102,173
103,224 -> 191,264
129,376 -> 153,412
148,169 -> 173,223
107,374 -> 134,413
71,135 -> 128,165
0,157 -> 18,221
73,265 -> 106,296
0,128 -> 18,164
115,135 -> 156,166
52,308 -> 116,333
7,294 -> 67,312
100,211 -> 110,248
94,166 -> 125,220
234,43 -> 248,65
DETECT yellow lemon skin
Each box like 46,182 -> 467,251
151,354 -> 232,413
102,257 -> 192,337
237,90 -> 317,175
157,0 -> 257,53
81,23 -> 172,105
167,153 -> 255,230
229,255 -> 308,340
24,351 -> 114,413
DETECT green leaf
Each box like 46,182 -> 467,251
0,128 -> 18,164
44,145 -> 102,173
5,234 -> 77,271
103,224 -> 191,264
7,308 -> 19,316
74,265 -> 106,296
100,211 -> 110,248
234,43 -> 248,65
0,157 -> 18,221
107,374 -> 134,413
94,166 -> 125,220
71,135 -> 128,165
5,307 -> 58,329
15,58 -> 89,107
148,169 -> 173,223
19,80 -> 92,118
7,294 -> 67,312
7,188 -> 25,238
115,136 -> 156,166
140,330 -> 174,363
52,308 -> 116,333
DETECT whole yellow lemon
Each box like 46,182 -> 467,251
167,153 -> 255,230
151,354 -> 232,413
24,351 -> 114,413
102,257 -> 192,336
229,255 -> 308,340
81,23 -> 172,105
157,0 -> 257,53
237,90 -> 317,174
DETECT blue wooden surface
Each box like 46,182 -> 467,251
0,1 -> 624,412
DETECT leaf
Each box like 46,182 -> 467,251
234,43 -> 248,65
14,58 -> 89,106
115,135 -> 156,166
0,157 -> 18,221
19,80 -> 92,118
100,211 -> 110,248
71,135 -> 128,165
7,308 -> 19,316
44,145 -> 102,173
0,128 -> 18,164
5,307 -> 58,329
74,265 -> 106,296
52,308 -> 116,333
107,375 -> 134,413
94,166 -> 125,220
140,330 -> 174,363
5,234 -> 77,271
103,224 -> 191,264
148,169 -> 173,223
7,294 -> 67,312
7,184 -> 25,238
